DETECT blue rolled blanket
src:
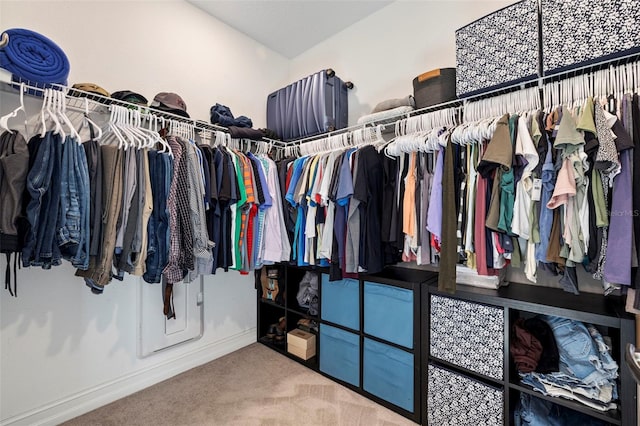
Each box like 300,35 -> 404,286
0,28 -> 70,86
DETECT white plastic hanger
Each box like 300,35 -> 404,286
0,82 -> 27,135
117,106 -> 139,149
76,97 -> 103,141
38,89 -> 62,137
104,105 -> 127,149
128,108 -> 154,149
154,115 -> 173,156
56,90 -> 81,143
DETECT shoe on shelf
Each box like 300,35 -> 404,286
274,316 -> 286,342
266,323 -> 277,340
297,318 -> 319,334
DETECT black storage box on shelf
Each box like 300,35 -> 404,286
412,68 -> 457,109
541,0 -> 640,74
455,0 -> 539,97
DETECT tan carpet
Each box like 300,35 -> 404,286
62,343 -> 417,426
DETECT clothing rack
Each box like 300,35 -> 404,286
283,52 -> 640,149
0,72 -> 286,150
3,50 -> 639,155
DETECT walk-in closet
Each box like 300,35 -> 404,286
2,1 -> 640,425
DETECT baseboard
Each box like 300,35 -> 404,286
1,328 -> 256,426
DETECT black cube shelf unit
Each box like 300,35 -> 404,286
257,265 -> 435,423
257,265 -> 637,425
423,282 -> 638,426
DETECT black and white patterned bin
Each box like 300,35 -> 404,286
455,0 -> 539,96
427,364 -> 503,426
429,295 -> 504,380
542,0 -> 640,74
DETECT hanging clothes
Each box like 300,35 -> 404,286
76,144 -> 123,291
353,145 -> 384,274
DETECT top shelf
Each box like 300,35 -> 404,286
429,282 -> 631,328
361,266 -> 438,287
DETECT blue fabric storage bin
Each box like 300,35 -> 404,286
319,324 -> 360,386
363,338 -> 414,412
321,275 -> 359,330
363,282 -> 413,348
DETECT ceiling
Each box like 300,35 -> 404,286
188,0 -> 394,59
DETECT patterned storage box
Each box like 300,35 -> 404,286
429,295 -> 504,380
455,0 -> 539,96
427,364 -> 503,425
364,282 -> 413,349
542,0 -> 640,74
363,338 -> 414,412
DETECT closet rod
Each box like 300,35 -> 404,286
0,75 -> 285,147
460,52 -> 640,103
541,51 -> 640,80
288,98 -> 465,147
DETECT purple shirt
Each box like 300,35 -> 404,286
604,149 -> 632,285
427,146 -> 444,242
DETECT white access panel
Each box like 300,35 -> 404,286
137,277 -> 204,358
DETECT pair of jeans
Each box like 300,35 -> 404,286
520,316 -> 618,404
143,151 -> 172,283
23,131 -> 62,269
514,393 -> 607,426
58,136 -> 90,269
547,316 -> 617,386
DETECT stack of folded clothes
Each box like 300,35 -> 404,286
513,315 -> 619,412
357,95 -> 415,125
210,103 -> 267,140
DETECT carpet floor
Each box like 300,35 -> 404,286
61,343 -> 416,426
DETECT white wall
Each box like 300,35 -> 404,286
288,0 -> 515,125
0,1 -> 289,425
0,0 -> 290,127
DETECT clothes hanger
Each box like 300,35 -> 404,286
0,82 -> 27,135
118,106 -> 141,149
37,89 -> 61,138
124,108 -> 144,149
56,90 -> 82,143
146,114 -> 161,150
50,89 -> 66,138
136,109 -> 157,149
104,105 -> 128,149
130,108 -> 156,149
76,97 -> 103,141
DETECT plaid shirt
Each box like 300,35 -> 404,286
163,137 -> 194,284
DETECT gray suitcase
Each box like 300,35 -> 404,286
267,69 -> 352,141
